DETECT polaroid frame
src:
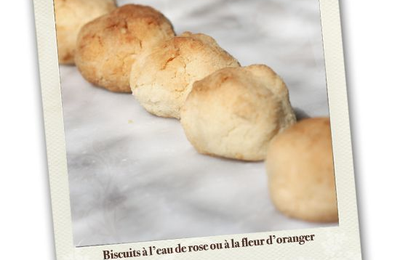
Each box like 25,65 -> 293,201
33,0 -> 362,259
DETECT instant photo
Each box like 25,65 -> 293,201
33,0 -> 362,259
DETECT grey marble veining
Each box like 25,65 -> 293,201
60,0 -> 334,247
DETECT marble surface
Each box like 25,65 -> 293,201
60,0 -> 335,247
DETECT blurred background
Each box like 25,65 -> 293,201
60,0 -> 332,247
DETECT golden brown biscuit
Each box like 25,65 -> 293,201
75,4 -> 175,93
130,32 -> 240,118
180,65 -> 296,161
54,0 -> 117,65
266,117 -> 338,223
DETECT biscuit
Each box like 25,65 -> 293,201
54,0 -> 116,65
266,118 -> 338,223
130,32 -> 240,118
180,65 -> 296,161
75,4 -> 175,93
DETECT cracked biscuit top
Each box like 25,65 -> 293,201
180,65 -> 296,161
130,32 -> 240,119
75,4 -> 175,93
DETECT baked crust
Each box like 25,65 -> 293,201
54,0 -> 117,65
180,64 -> 296,161
130,32 -> 240,118
75,4 -> 175,92
266,117 -> 338,223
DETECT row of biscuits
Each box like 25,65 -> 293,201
55,0 -> 338,223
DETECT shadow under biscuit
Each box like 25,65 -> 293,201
294,108 -> 310,121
